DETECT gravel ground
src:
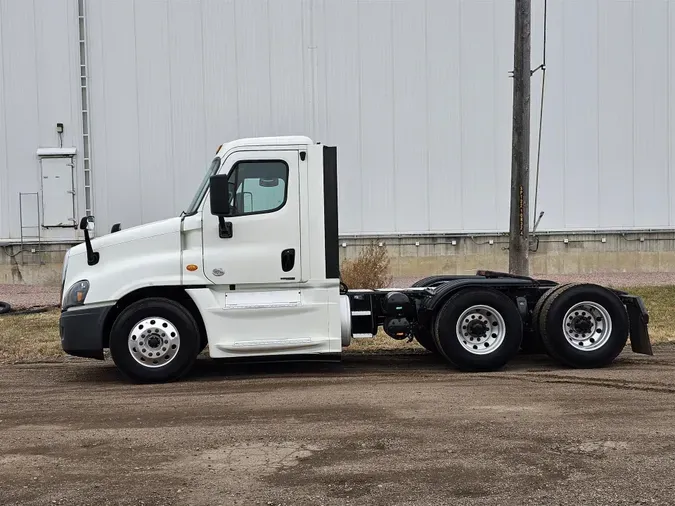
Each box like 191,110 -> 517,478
2,272 -> 675,311
1,347 -> 674,505
0,284 -> 60,310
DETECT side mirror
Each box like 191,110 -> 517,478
209,175 -> 231,216
79,216 -> 95,232
78,216 -> 99,266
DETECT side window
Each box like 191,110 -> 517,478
227,160 -> 288,216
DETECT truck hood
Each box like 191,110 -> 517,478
70,217 -> 182,256
64,216 -> 184,304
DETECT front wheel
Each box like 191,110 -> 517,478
432,289 -> 523,371
109,297 -> 201,383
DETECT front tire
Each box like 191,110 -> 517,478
538,284 -> 629,368
433,289 -> 523,371
109,297 -> 200,383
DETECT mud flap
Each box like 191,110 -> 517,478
622,295 -> 653,356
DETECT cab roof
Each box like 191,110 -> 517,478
215,136 -> 313,157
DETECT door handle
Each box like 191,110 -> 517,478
218,217 -> 233,239
281,248 -> 295,272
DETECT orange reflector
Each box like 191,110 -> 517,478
76,291 -> 84,302
186,264 -> 198,272
215,144 -> 222,154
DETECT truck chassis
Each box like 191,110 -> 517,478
345,270 -> 651,372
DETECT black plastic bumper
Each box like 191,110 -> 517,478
59,305 -> 113,360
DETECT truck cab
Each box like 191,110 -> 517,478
60,136 -> 350,380
60,136 -> 652,383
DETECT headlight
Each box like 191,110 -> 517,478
63,280 -> 90,310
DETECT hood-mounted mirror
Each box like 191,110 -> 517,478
79,216 -> 99,266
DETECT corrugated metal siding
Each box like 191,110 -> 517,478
536,0 -> 675,232
3,0 -> 675,240
0,0 -> 82,241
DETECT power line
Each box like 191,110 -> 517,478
532,0 -> 548,233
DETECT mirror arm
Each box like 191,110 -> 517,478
79,216 -> 99,266
84,227 -> 100,266
217,216 -> 233,239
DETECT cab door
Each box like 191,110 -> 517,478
202,149 -> 301,286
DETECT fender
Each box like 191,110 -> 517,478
411,275 -> 484,288
424,278 -> 543,315
414,277 -> 541,332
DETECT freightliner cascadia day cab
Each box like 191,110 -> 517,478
59,136 -> 652,383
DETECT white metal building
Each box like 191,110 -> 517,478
1,0 -> 675,244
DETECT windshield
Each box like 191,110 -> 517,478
183,157 -> 222,215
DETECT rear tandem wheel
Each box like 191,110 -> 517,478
520,283 -> 569,354
537,284 -> 629,368
432,288 -> 523,371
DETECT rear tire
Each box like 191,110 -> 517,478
538,284 -> 629,368
411,277 -> 448,354
433,289 -> 523,371
109,297 -> 200,383
521,284 -> 568,354
414,326 -> 439,354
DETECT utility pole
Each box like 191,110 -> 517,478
508,0 -> 531,275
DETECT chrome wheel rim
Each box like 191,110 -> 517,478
562,301 -> 612,352
128,317 -> 180,368
455,305 -> 506,355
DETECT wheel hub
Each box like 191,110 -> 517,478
571,315 -> 592,334
147,334 -> 162,349
467,320 -> 489,338
455,305 -> 506,355
562,301 -> 612,352
127,317 -> 181,368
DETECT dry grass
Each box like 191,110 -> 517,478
340,242 -> 393,290
346,331 -> 424,354
615,286 -> 675,344
0,286 -> 672,364
0,310 -> 63,363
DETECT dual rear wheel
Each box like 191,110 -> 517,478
423,284 -> 629,371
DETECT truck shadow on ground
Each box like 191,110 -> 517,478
186,351 -> 566,381
71,351 -> 569,384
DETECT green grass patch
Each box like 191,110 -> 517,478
0,286 -> 673,364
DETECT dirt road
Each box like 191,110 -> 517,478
1,347 -> 675,506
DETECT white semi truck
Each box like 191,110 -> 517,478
59,136 -> 652,382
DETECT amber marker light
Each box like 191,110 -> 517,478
186,264 -> 198,272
